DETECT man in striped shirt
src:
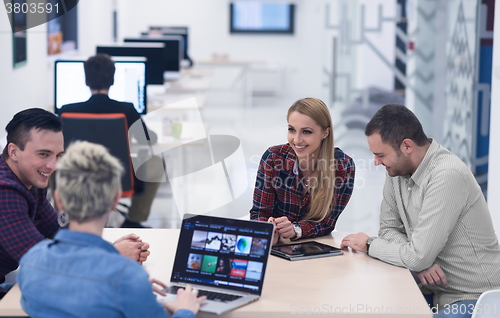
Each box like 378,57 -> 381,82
341,104 -> 500,318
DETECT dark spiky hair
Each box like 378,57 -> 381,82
3,108 -> 62,158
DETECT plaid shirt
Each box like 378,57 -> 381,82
250,144 -> 355,238
0,155 -> 59,298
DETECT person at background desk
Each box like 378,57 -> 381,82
0,109 -> 149,299
340,104 -> 500,318
18,141 -> 205,318
59,53 -> 160,228
250,98 -> 355,245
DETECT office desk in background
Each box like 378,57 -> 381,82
146,65 -> 211,112
148,67 -> 213,96
148,94 -> 207,112
0,230 -> 431,317
196,59 -> 282,107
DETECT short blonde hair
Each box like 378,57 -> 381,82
56,141 -> 123,223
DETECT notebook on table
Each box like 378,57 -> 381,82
271,241 -> 343,261
157,214 -> 274,315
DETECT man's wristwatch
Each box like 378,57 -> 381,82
366,237 -> 376,253
291,223 -> 302,240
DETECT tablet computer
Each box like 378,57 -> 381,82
271,241 -> 343,261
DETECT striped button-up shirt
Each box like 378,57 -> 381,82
250,144 -> 355,238
369,139 -> 500,309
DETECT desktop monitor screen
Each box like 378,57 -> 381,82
148,26 -> 190,62
124,36 -> 183,74
54,57 -> 147,115
97,43 -> 165,85
230,1 -> 295,34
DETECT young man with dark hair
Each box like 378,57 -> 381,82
59,54 -> 160,228
83,52 -> 115,90
364,103 -> 429,151
341,104 -> 500,318
0,108 -> 150,299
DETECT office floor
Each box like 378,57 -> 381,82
135,66 -> 387,233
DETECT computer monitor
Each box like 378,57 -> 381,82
147,26 -> 192,66
124,35 -> 183,80
230,1 -> 295,34
96,42 -> 165,85
54,57 -> 147,115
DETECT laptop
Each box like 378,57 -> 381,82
157,214 -> 274,315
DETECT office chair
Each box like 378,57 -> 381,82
471,289 -> 500,318
60,113 -> 136,198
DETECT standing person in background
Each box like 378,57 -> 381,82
250,98 -> 355,245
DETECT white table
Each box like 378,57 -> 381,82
0,229 -> 432,317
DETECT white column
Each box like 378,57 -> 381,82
487,0 -> 500,235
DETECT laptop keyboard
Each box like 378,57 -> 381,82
167,286 -> 243,303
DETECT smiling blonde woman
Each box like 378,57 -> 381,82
250,98 -> 355,245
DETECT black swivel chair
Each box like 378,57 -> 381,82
60,113 -> 136,199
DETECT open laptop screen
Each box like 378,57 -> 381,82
171,215 -> 274,296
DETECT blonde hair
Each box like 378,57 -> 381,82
287,98 -> 335,222
56,141 -> 123,223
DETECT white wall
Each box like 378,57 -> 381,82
0,0 -> 397,130
487,0 -> 500,235
116,0 -> 328,99
0,0 -> 115,134
0,11 -> 50,134
0,0 -> 335,120
76,0 -> 115,57
357,0 -> 396,92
